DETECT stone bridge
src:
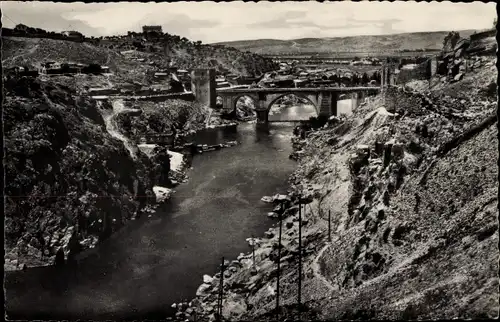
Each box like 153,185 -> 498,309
191,68 -> 381,123
216,87 -> 380,122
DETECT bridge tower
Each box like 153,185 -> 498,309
191,69 -> 216,109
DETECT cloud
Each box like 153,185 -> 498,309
143,13 -> 220,40
247,11 -> 308,29
346,16 -> 404,34
247,10 -> 405,35
1,1 -> 496,43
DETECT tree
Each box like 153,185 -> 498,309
54,247 -> 65,266
361,72 -> 369,85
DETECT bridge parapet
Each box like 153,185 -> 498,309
216,87 -> 380,94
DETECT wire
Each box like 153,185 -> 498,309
2,13 -> 19,27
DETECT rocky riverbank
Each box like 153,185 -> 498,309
171,52 -> 498,321
3,74 -> 240,272
3,77 -> 159,271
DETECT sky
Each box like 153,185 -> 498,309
1,1 -> 497,43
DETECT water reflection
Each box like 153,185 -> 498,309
255,123 -> 271,143
337,98 -> 358,117
268,104 -> 317,122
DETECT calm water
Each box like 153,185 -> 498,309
5,120 -> 301,320
268,99 -> 358,122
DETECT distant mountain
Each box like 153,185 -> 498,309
213,30 -> 480,55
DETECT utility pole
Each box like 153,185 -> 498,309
251,234 -> 256,269
276,209 -> 283,321
328,209 -> 332,242
298,200 -> 303,318
217,256 -> 225,322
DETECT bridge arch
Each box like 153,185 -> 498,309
267,93 -> 317,110
267,93 -> 319,122
232,94 -> 259,112
224,94 -> 260,120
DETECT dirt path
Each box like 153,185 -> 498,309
99,99 -> 141,160
311,241 -> 336,292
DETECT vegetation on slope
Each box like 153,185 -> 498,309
115,99 -> 210,140
2,30 -> 277,78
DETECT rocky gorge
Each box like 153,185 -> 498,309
3,74 -> 240,272
170,52 -> 498,321
3,19 -> 498,321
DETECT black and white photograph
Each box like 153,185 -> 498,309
2,1 -> 499,321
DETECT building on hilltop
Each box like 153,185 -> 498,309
142,25 -> 162,34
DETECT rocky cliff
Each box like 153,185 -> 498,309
3,76 -> 156,270
3,74 -> 214,271
173,48 -> 498,321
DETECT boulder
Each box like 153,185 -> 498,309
273,194 -> 291,202
267,212 -> 278,218
203,274 -> 213,284
454,73 -> 464,82
246,238 -> 260,246
356,144 -> 371,159
196,283 -> 212,297
264,231 -> 275,238
152,186 -> 172,203
261,196 -> 273,203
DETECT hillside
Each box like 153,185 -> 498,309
173,42 -> 498,321
214,30 -> 479,55
3,76 -> 156,269
2,37 -> 154,85
2,33 -> 277,78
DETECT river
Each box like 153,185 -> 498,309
268,99 -> 358,122
4,115 -> 305,320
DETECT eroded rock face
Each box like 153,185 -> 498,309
196,283 -> 212,297
3,77 -> 160,270
184,44 -> 497,321
442,31 -> 462,55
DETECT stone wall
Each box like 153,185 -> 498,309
191,69 -> 216,109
